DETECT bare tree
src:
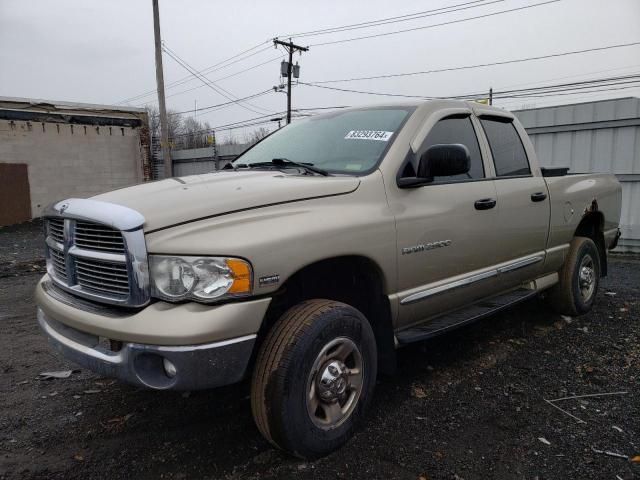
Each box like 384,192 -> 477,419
146,105 -> 161,138
146,105 -> 217,150
219,132 -> 239,146
182,117 -> 201,149
145,105 -> 184,145
244,126 -> 272,145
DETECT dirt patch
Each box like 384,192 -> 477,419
0,223 -> 638,479
0,219 -> 46,278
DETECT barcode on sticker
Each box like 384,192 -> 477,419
344,130 -> 394,141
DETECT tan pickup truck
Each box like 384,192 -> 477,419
35,100 -> 621,458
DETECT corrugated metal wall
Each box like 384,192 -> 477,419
513,97 -> 640,252
155,144 -> 253,178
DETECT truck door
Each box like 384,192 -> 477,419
477,115 -> 549,287
391,112 -> 503,329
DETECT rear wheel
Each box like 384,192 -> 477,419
547,236 -> 601,316
251,299 -> 377,459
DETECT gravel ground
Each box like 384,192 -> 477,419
0,220 -> 45,277
0,222 -> 638,480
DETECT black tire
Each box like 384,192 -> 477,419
547,236 -> 601,316
250,299 -> 377,459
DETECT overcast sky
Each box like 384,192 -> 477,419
1,0 -> 639,140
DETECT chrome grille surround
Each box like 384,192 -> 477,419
43,198 -> 149,307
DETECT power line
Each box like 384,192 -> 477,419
500,87 -> 640,110
487,63 -> 640,93
163,72 -> 639,123
277,0 -> 503,39
168,78 -> 640,138
174,85 -> 640,138
167,111 -> 312,138
172,118 -> 277,137
479,64 -> 640,107
309,0 -> 562,47
308,41 -> 640,84
496,82 -> 640,100
300,82 -> 431,99
439,74 -> 640,100
162,43 -> 273,115
300,73 -> 640,101
293,105 -> 352,112
166,89 -> 274,116
163,78 -> 640,139
161,43 -> 273,115
116,41 -> 273,105
158,55 -> 281,104
488,74 -> 640,97
121,43 -> 273,104
172,74 -> 640,133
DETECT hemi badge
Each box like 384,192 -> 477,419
259,274 -> 280,287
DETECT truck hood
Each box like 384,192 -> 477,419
93,170 -> 360,231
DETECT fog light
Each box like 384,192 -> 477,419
163,358 -> 177,378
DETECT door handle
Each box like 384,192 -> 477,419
531,192 -> 547,202
474,198 -> 497,210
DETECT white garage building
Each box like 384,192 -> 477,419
0,97 -> 150,226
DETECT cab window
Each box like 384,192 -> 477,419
413,115 -> 484,183
480,118 -> 531,177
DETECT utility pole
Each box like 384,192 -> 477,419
489,87 -> 493,106
152,0 -> 172,178
273,39 -> 308,124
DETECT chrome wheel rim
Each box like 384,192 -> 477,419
578,254 -> 596,301
306,337 -> 364,430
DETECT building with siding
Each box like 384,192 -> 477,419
156,143 -> 252,178
0,97 -> 150,226
513,97 -> 640,252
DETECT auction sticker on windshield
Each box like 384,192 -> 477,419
344,130 -> 394,141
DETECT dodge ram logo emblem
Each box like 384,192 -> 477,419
59,203 -> 69,214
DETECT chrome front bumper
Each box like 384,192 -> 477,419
37,308 -> 256,390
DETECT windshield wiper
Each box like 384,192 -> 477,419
230,158 -> 330,176
271,158 -> 330,176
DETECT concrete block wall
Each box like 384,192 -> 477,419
0,119 -> 144,218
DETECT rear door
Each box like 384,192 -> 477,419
392,110 -> 502,329
477,115 -> 549,286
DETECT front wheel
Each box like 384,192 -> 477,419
547,236 -> 601,316
251,299 -> 377,459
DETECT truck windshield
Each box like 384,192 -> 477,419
234,107 -> 415,174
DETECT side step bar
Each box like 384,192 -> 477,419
396,288 -> 538,345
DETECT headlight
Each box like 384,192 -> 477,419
149,255 -> 252,303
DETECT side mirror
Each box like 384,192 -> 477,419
418,143 -> 471,179
397,143 -> 471,188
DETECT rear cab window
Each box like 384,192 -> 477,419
480,117 -> 531,177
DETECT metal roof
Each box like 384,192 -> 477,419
0,96 -> 146,117
512,97 -> 640,128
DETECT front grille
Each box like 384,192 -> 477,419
75,222 -> 125,254
44,214 -> 147,306
76,258 -> 130,297
48,218 -> 65,244
49,247 -> 67,280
